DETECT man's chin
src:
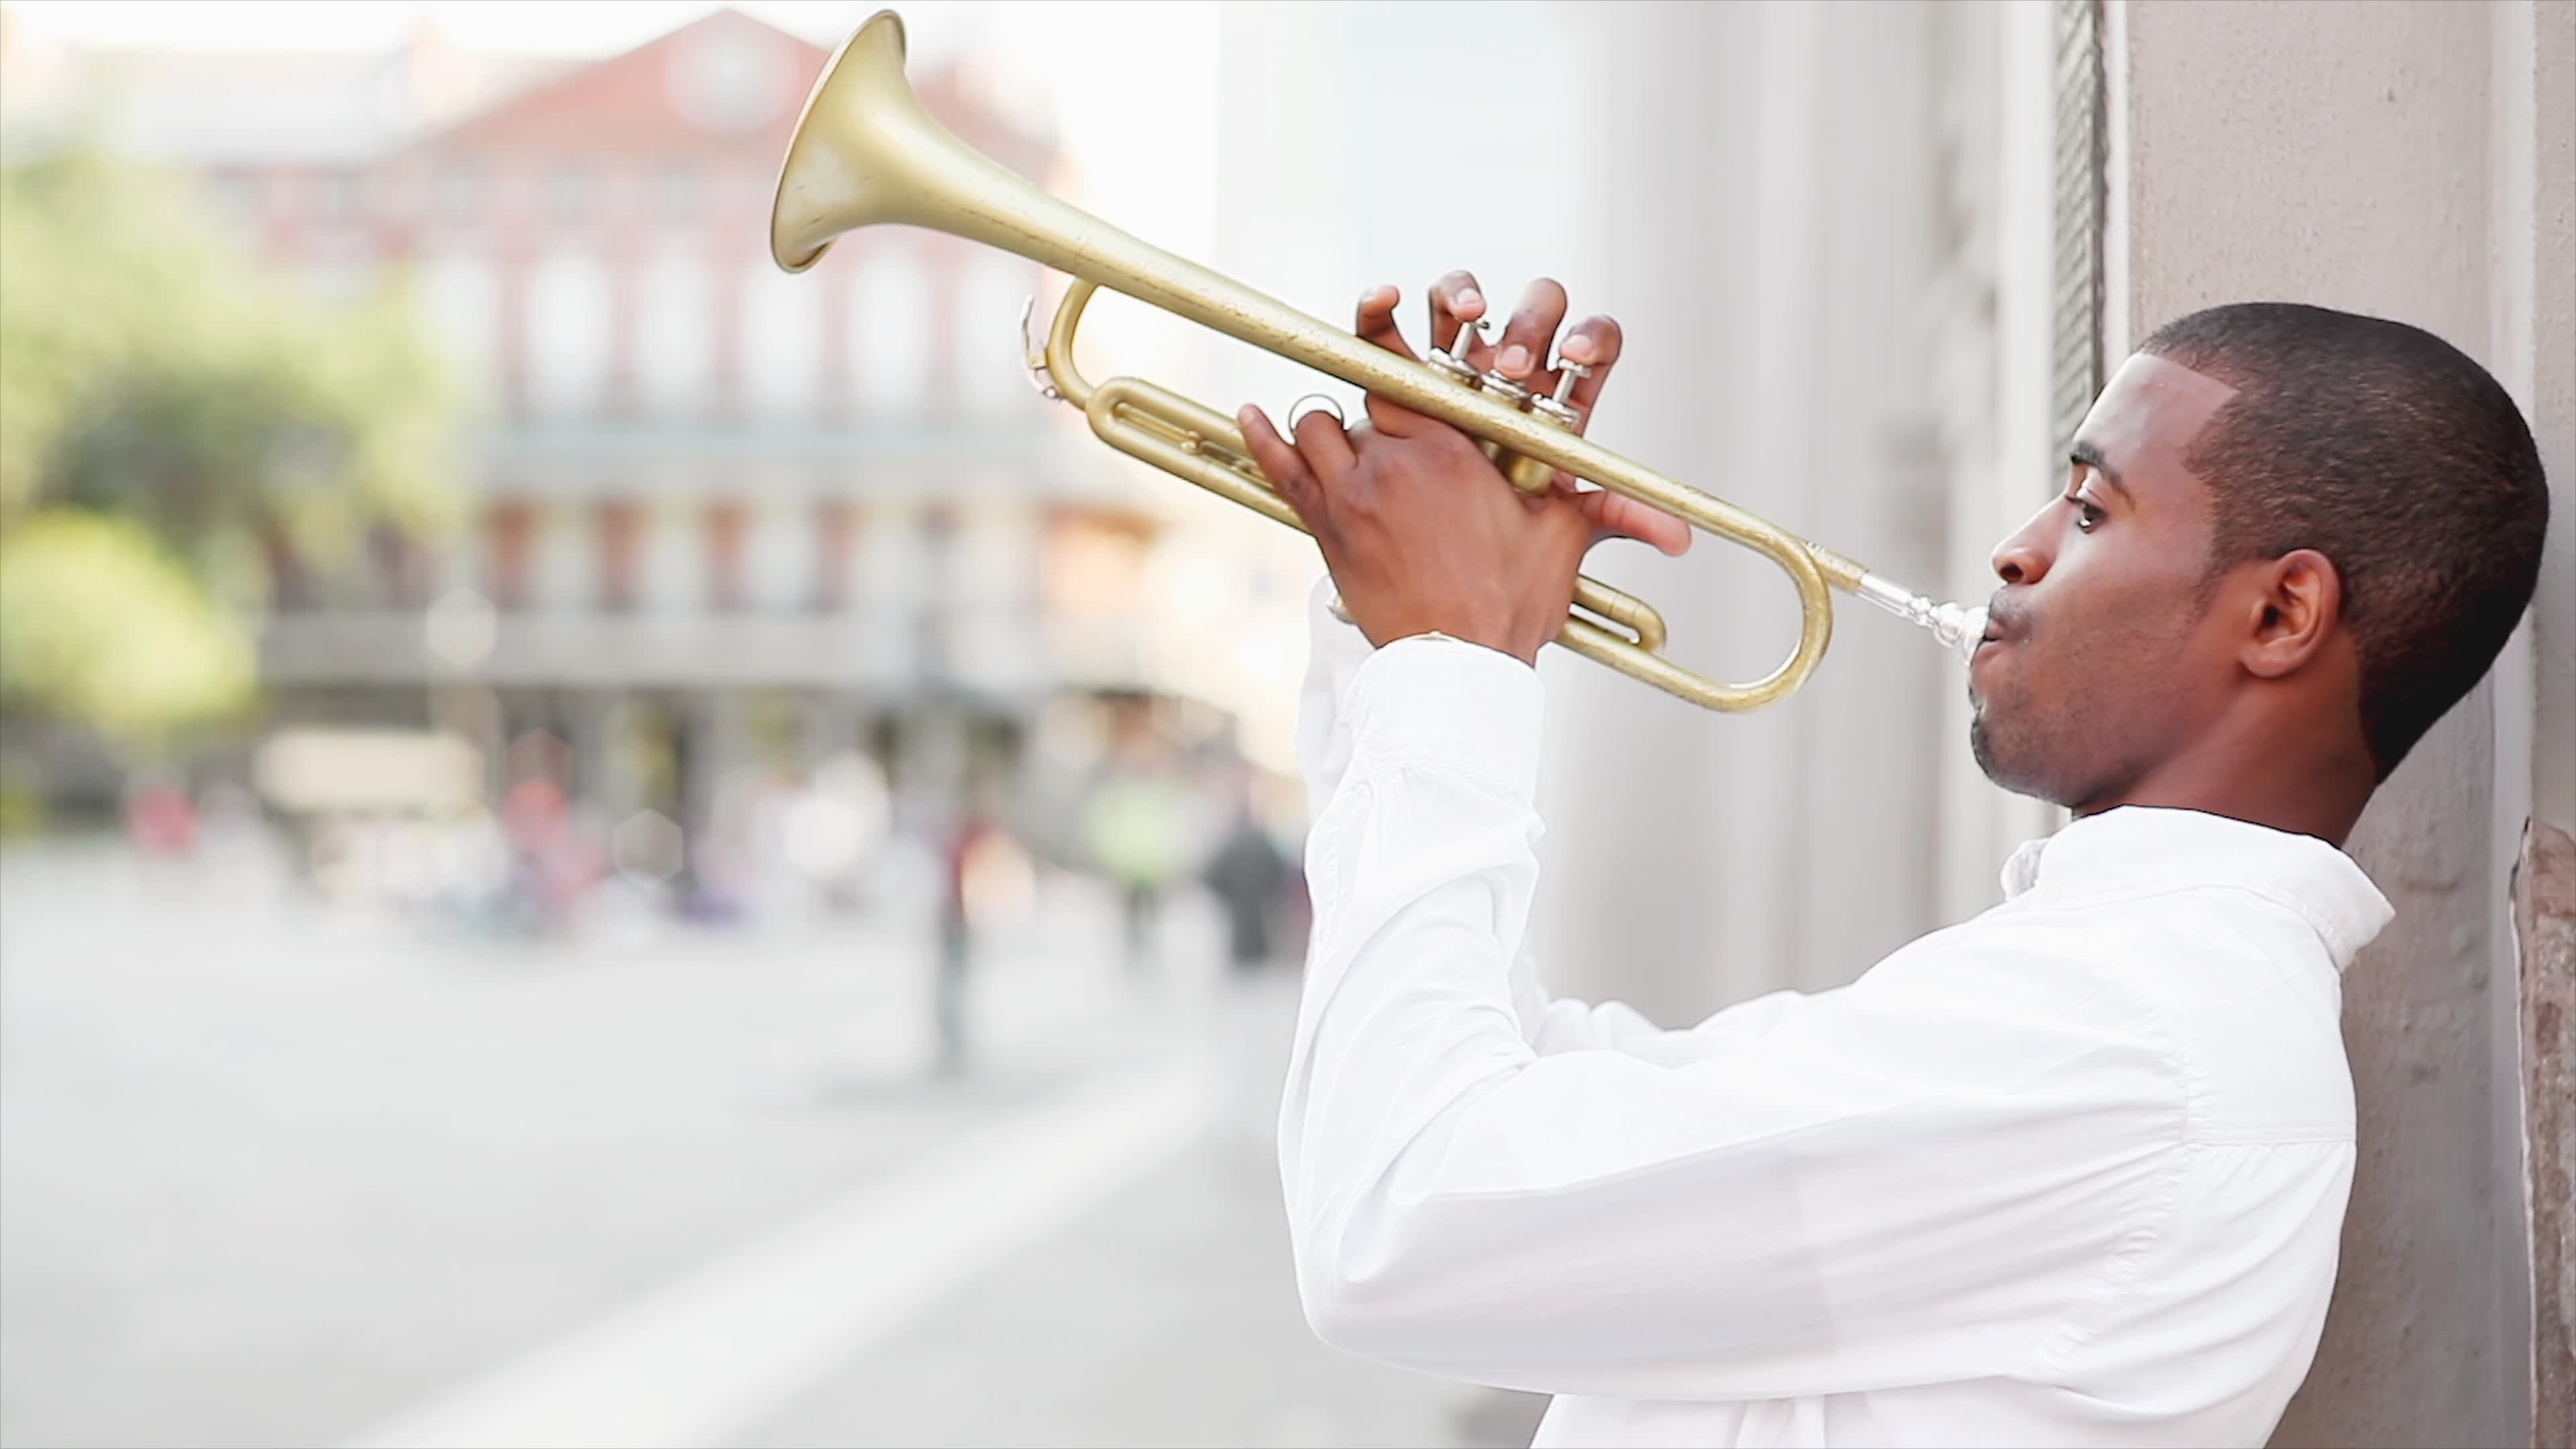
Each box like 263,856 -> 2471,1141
1969,715 -> 2053,802
1968,715 -> 2002,781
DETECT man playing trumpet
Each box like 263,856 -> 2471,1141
1235,282 -> 2548,1446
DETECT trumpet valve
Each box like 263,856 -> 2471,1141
1466,370 -> 1548,488
1430,319 -> 1485,386
1529,360 -> 1588,430
1493,362 -> 1594,495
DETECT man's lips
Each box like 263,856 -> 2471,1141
1971,600 -> 2027,673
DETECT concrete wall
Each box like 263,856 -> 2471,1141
2107,1 -> 2573,1442
1552,0 -> 2567,1436
1540,0 -> 2049,1022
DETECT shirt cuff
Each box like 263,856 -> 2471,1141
1342,635 -> 1544,796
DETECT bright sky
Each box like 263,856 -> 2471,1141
3,1 -> 1220,239
13,2 -> 910,59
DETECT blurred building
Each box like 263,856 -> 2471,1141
11,8 -> 1181,875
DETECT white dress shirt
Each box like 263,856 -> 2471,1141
1280,583 -> 2392,1448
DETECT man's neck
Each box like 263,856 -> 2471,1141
2076,712 -> 2377,848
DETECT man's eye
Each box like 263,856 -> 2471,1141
2074,498 -> 2106,533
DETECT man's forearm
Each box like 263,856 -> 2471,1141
1279,637 -> 1547,1265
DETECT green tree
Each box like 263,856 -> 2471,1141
0,144 -> 459,751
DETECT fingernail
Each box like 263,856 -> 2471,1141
1499,344 -> 1530,374
1457,288 -> 1482,312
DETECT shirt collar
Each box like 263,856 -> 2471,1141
2000,806 -> 2394,969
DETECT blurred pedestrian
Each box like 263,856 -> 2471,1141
123,771 -> 197,858
1082,767 -> 1189,979
933,769 -> 1035,1077
934,814 -> 981,1077
1202,802 -> 1290,975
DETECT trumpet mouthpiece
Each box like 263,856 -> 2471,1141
1851,574 -> 1985,659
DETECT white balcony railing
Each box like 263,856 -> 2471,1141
258,608 -> 1156,698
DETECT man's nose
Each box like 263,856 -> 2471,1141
1990,521 -> 2050,586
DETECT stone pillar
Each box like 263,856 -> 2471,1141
561,690 -> 633,817
674,690 -> 742,910
797,690 -> 861,775
894,702 -> 973,1071
2104,1 -> 2573,1441
2520,822 -> 2575,1449
2518,6 -> 2576,1438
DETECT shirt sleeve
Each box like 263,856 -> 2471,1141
1293,578 -> 1820,1065
1279,639 -> 2192,1403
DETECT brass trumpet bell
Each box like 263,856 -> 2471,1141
772,11 -> 1984,711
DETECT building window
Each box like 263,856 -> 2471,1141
299,232 -> 374,303
202,172 -> 256,222
952,506 -> 1034,608
525,248 -> 614,419
667,28 -> 792,136
436,167 -> 482,221
597,500 -> 643,612
635,241 -> 712,417
848,251 -> 930,415
366,525 -> 417,609
852,504 -> 925,609
813,500 -> 855,612
308,171 -> 360,220
959,252 -> 1036,415
485,502 -> 535,610
548,165 -> 593,223
1043,512 -> 1149,618
742,503 -> 812,612
640,504 -> 702,614
739,260 -> 821,419
531,503 -> 593,613
654,166 -> 700,222
704,501 -> 747,610
416,251 -> 498,400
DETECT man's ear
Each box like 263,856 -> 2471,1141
2240,547 -> 2344,679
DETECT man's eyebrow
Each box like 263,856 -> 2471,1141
2069,439 -> 2134,502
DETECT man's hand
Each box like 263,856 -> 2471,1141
1236,276 -> 1688,665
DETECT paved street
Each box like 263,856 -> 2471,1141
743,1095 -> 1507,1449
0,838 -> 1491,1448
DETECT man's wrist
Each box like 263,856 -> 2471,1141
1343,635 -> 1545,790
1332,598 -> 1534,663
1385,625 -> 1532,663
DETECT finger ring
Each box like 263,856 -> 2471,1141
1287,394 -> 1347,431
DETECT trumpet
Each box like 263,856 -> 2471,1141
771,10 -> 1985,711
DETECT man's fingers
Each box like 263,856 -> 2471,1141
1291,405 -> 1360,479
1572,484 -> 1693,557
1428,270 -> 1489,363
1554,314 -> 1624,428
1236,406 -> 1324,524
1362,389 -> 1437,438
1350,284 -> 1443,437
1352,284 -> 1417,361
1490,276 -> 1570,392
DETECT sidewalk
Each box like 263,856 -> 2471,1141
743,970 -> 1500,1449
0,841 -> 1507,1448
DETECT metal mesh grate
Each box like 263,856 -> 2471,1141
2049,0 -> 2106,461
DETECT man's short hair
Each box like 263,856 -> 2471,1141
2140,302 -> 2549,780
